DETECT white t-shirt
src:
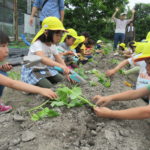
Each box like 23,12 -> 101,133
28,40 -> 59,68
128,54 -> 150,89
114,18 -> 132,34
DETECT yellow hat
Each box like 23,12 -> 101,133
146,32 -> 150,42
61,28 -> 78,42
134,42 -> 146,54
134,43 -> 150,62
119,43 -> 126,49
71,36 -> 85,50
32,17 -> 66,43
97,40 -> 102,44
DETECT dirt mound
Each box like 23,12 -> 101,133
1,53 -> 150,150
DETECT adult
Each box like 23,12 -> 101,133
29,0 -> 64,26
125,22 -> 135,45
112,8 -> 135,50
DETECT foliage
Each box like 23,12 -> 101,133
109,59 -> 120,65
51,86 -> 95,108
74,67 -> 88,79
28,86 -> 95,121
134,3 -> 150,41
27,100 -> 59,121
87,69 -> 111,87
64,0 -> 128,40
31,107 -> 59,121
8,71 -> 21,80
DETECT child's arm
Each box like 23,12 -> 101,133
93,87 -> 149,106
35,51 -> 70,74
106,59 -> 129,76
0,74 -> 57,99
94,105 -> 150,119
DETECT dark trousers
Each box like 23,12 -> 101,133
114,33 -> 125,49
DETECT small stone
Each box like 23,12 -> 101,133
86,124 -> 97,130
13,114 -> 26,122
87,140 -> 95,146
81,147 -> 90,150
9,138 -> 21,146
91,130 -> 97,136
21,131 -> 36,142
80,140 -> 87,146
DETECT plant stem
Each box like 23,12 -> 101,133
27,100 -> 50,112
78,96 -> 96,107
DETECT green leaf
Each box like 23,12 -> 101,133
31,114 -> 40,121
69,87 -> 82,99
51,101 -> 65,107
46,109 -> 60,117
67,98 -> 84,108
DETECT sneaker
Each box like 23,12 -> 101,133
0,104 -> 12,114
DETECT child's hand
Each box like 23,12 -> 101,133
93,107 -> 112,118
61,66 -> 70,74
106,69 -> 116,77
115,7 -> 119,12
92,95 -> 112,106
67,51 -> 74,55
39,88 -> 57,99
1,64 -> 13,72
132,9 -> 135,14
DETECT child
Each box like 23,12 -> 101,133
95,40 -> 103,53
123,41 -> 137,58
58,28 -> 78,68
93,43 -> 150,119
84,39 -> 95,58
21,17 -> 70,89
0,31 -> 57,113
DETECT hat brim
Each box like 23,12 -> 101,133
134,55 -> 150,62
32,28 -> 67,43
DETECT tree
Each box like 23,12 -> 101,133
134,3 -> 150,41
64,0 -> 129,41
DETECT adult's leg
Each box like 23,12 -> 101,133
120,33 -> 125,43
114,33 -> 119,50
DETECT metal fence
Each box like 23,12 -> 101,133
0,2 -> 40,40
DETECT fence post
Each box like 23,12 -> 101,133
13,0 -> 18,41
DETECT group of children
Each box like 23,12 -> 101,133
1,16 -> 150,121
0,17 -> 103,113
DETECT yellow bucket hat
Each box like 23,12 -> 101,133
119,43 -> 126,49
134,42 -> 146,54
61,28 -> 78,42
32,17 -> 66,43
71,36 -> 85,50
97,40 -> 102,44
146,32 -> 150,42
134,43 -> 150,62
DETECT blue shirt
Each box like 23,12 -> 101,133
33,0 -> 64,21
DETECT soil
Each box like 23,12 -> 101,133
1,52 -> 150,150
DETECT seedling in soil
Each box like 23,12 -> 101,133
51,86 -> 95,108
28,87 -> 95,121
87,69 -> 111,88
27,100 -> 59,121
88,58 -> 97,64
74,68 -> 88,79
89,81 -> 98,86
109,59 -> 120,65
102,47 -> 112,55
